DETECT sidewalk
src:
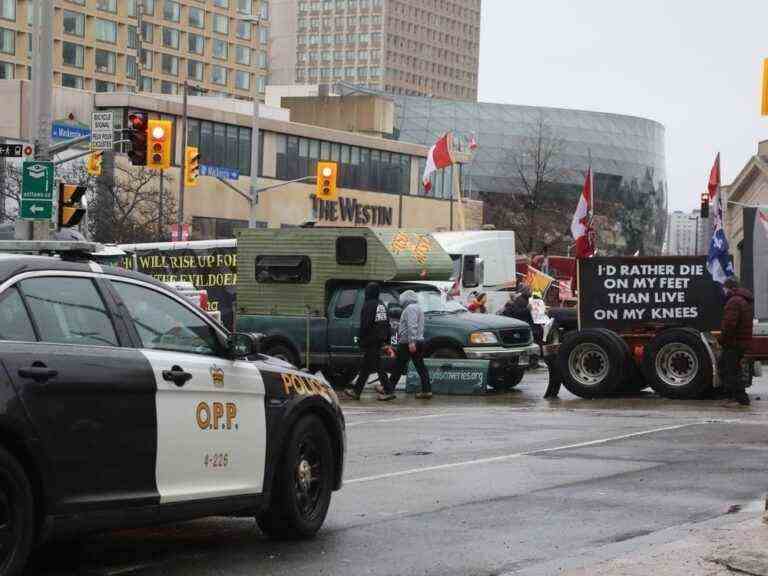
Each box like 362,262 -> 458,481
561,513 -> 768,576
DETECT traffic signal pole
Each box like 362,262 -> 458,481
17,0 -> 54,240
178,81 -> 188,240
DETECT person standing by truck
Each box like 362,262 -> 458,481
385,290 -> 432,399
720,277 -> 754,406
344,283 -> 392,401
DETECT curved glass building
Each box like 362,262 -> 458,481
392,96 -> 668,255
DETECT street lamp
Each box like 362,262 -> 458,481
236,15 -> 264,228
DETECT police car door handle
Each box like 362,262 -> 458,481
18,363 -> 58,383
162,366 -> 193,387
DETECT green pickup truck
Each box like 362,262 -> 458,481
235,228 -> 538,390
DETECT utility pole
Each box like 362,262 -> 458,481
17,0 -> 53,240
177,82 -> 188,239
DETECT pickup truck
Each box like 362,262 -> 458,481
237,282 -> 538,391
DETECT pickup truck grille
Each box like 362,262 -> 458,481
499,328 -> 531,346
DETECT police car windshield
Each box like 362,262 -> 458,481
418,291 -> 466,314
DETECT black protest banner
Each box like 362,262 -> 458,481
120,247 -> 237,330
578,256 -> 723,331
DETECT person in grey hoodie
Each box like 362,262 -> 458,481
385,290 -> 432,399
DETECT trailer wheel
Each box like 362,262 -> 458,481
642,328 -> 712,399
557,330 -> 624,398
595,329 -> 648,395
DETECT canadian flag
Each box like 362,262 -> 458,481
759,209 -> 768,239
707,152 -> 720,200
468,134 -> 478,151
423,133 -> 454,193
571,167 -> 595,258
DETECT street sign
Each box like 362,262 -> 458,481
20,160 -> 54,221
91,111 -> 114,151
200,165 -> 240,180
0,144 -> 23,158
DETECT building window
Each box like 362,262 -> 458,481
236,20 -> 251,40
95,80 -> 115,92
163,0 -> 180,22
161,80 -> 178,94
259,50 -> 268,68
140,76 -> 153,92
211,65 -> 227,85
188,120 -> 255,176
260,1 -> 270,19
235,70 -> 250,90
127,0 -> 137,17
212,14 -> 229,34
188,6 -> 204,28
94,49 -> 116,74
235,44 -> 250,65
188,59 -> 204,81
140,49 -> 153,71
141,21 -> 154,43
259,27 -> 269,44
126,55 -> 137,79
188,33 -> 204,54
61,73 -> 83,88
162,27 -> 179,49
161,53 -> 178,75
213,0 -> 228,7
142,0 -> 155,14
62,11 -> 85,37
94,19 -> 117,43
127,25 -> 138,49
0,0 -> 14,21
62,41 -> 84,68
212,38 -> 228,60
0,27 -> 12,55
257,76 -> 265,92
0,61 -> 12,79
237,0 -> 251,14
95,0 -> 116,13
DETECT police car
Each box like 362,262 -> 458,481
0,244 -> 345,576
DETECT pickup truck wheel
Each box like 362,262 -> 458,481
0,447 -> 34,576
321,368 -> 356,390
557,330 -> 624,398
642,328 -> 711,399
257,415 -> 334,540
263,344 -> 300,368
429,347 -> 464,359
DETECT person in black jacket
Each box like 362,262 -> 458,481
344,283 -> 393,401
502,285 -> 534,327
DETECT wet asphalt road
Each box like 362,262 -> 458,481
25,370 -> 768,576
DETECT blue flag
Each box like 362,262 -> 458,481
706,187 -> 734,284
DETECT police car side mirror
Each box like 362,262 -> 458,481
388,305 -> 403,320
230,332 -> 262,358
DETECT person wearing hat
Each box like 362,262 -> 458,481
720,277 -> 754,406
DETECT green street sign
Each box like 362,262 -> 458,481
21,160 -> 54,221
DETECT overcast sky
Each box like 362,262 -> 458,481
477,0 -> 767,212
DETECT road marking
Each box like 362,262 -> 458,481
346,412 -> 467,427
347,421 -> 707,484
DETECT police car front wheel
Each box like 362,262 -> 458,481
257,415 -> 334,540
0,447 -> 35,576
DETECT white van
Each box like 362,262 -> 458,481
430,230 -> 516,314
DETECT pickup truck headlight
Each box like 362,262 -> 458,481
469,331 -> 499,345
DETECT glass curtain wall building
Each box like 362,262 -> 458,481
392,96 -> 668,255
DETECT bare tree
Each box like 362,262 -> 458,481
506,112 -> 569,253
88,164 -> 176,244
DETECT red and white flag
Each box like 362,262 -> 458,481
759,209 -> 768,240
468,134 -> 478,151
571,167 -> 595,258
423,133 -> 454,193
707,152 -> 720,200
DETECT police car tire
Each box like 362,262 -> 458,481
257,415 -> 334,540
0,447 -> 34,576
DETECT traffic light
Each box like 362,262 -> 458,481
700,193 -> 710,218
316,161 -> 338,201
185,146 -> 200,187
86,151 -> 103,177
127,111 -> 148,166
146,119 -> 172,170
58,183 -> 87,228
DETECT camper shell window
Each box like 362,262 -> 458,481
255,255 -> 311,284
336,237 -> 367,265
